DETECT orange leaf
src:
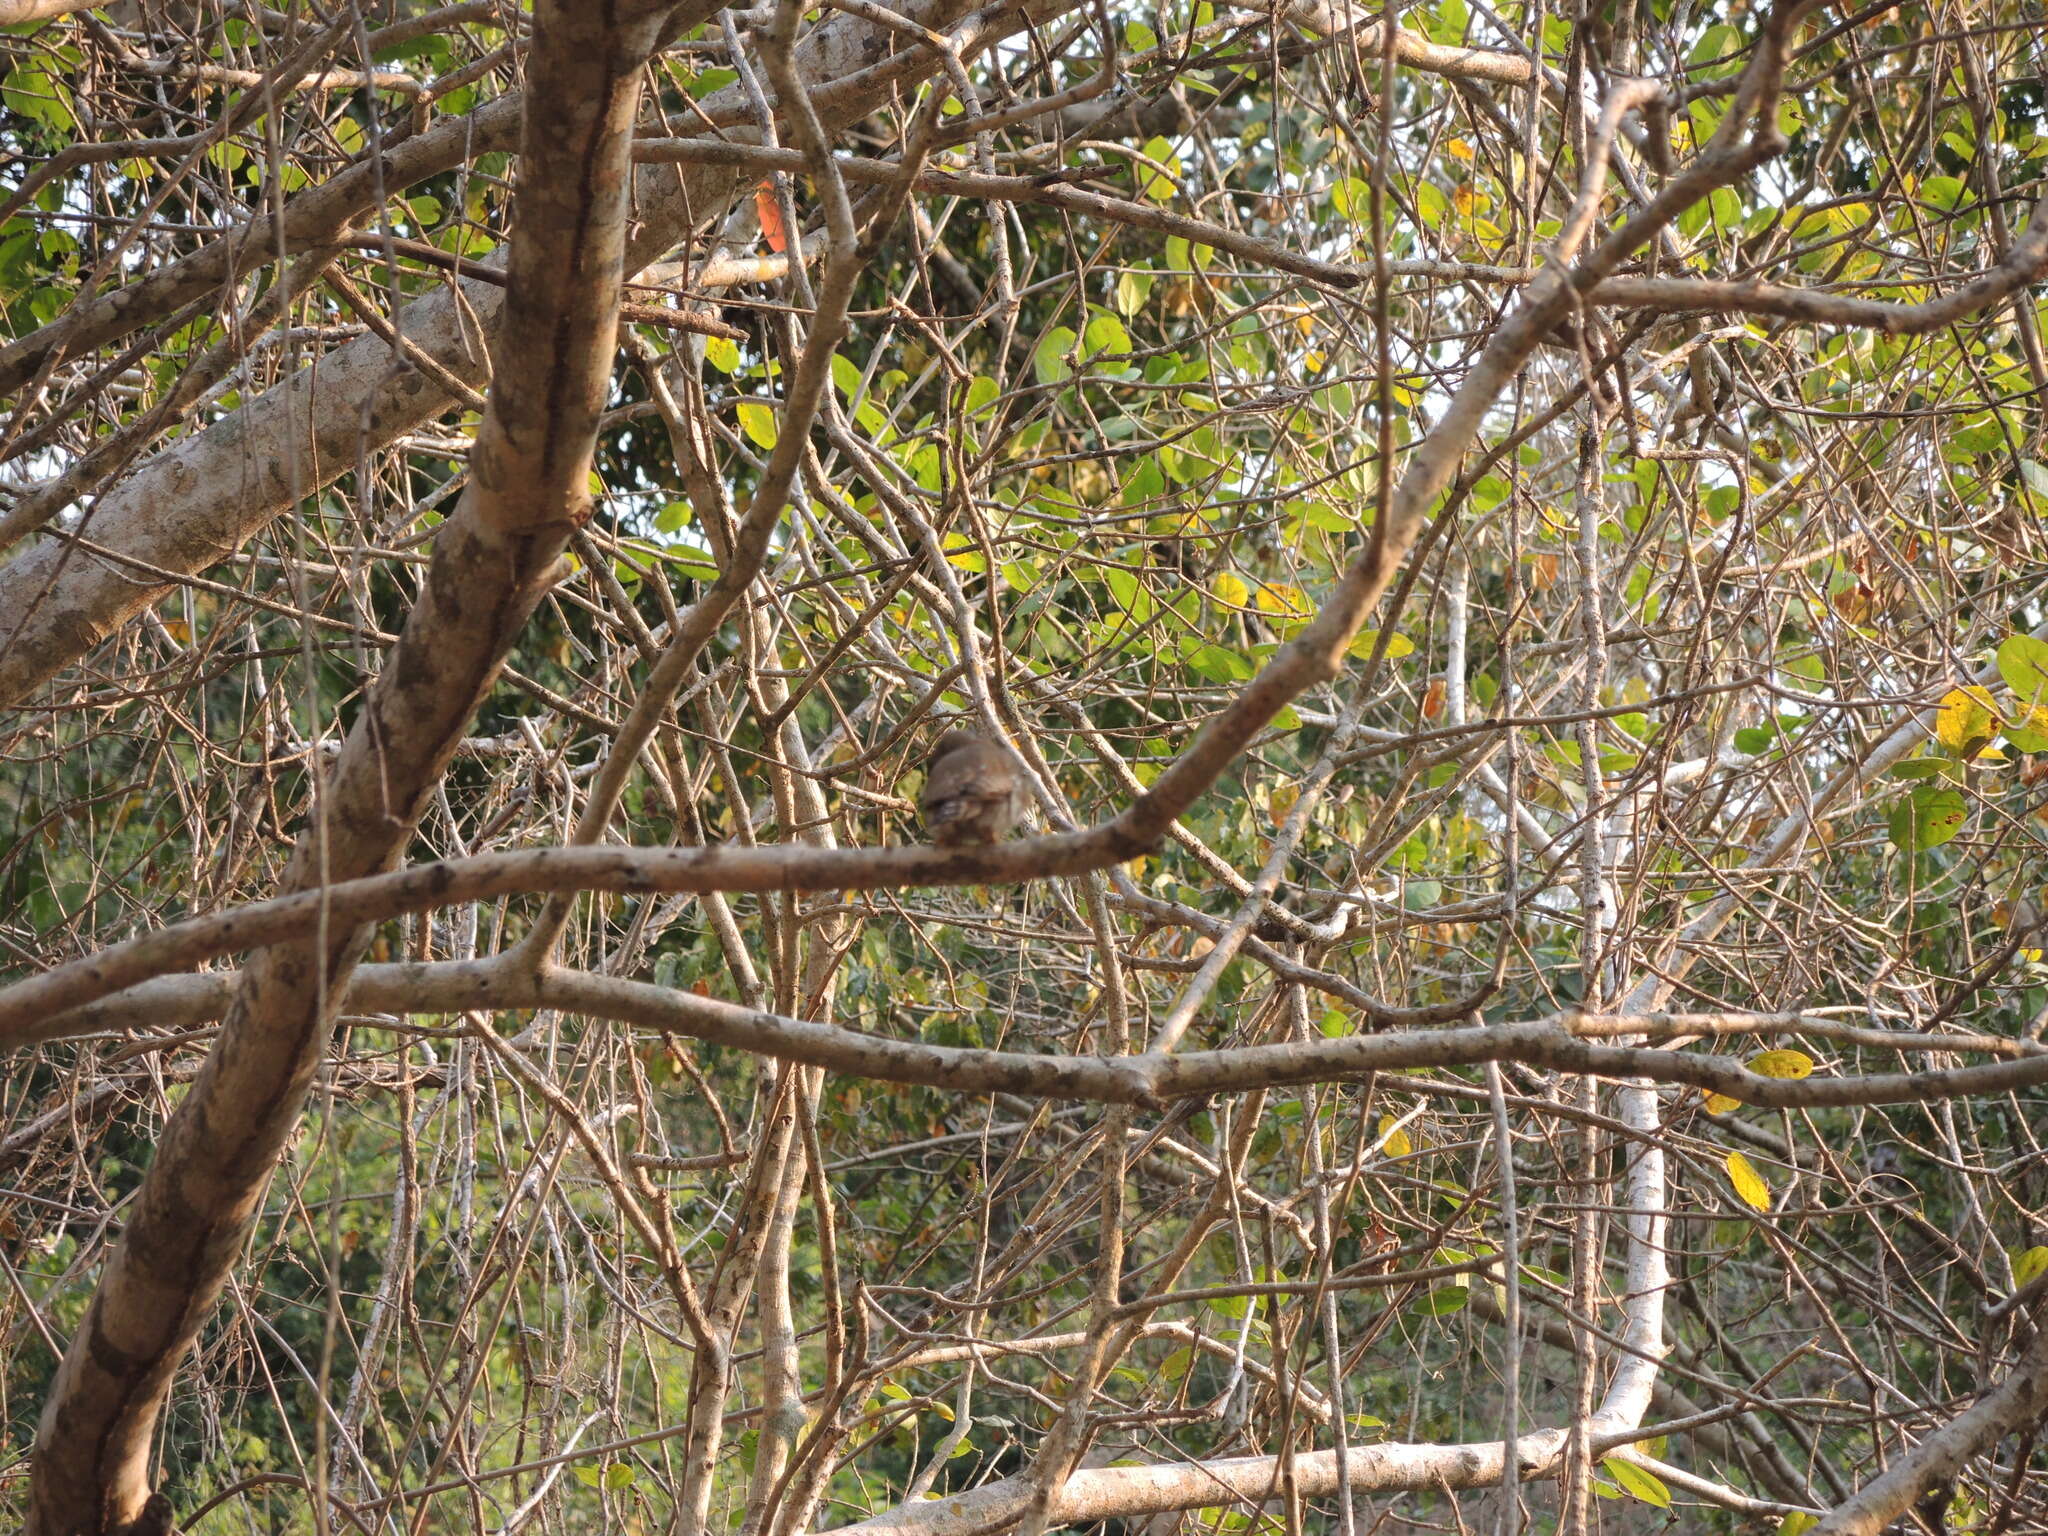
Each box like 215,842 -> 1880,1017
754,179 -> 789,253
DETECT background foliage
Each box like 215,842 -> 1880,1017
3,0 -> 2048,1532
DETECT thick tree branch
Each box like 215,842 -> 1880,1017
22,6 -> 662,1531
21,946 -> 2048,1114
1807,1310 -> 2048,1536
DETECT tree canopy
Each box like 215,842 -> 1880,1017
3,1 -> 2048,1534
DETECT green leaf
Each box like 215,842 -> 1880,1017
1103,565 -> 1149,618
1084,311 -> 1130,360
1687,21 -> 1743,66
1181,641 -> 1253,683
603,1462 -> 636,1490
1136,135 -> 1179,203
1888,784 -> 1968,851
1410,1287 -> 1467,1316
679,66 -> 738,98
1603,1458 -> 1671,1509
1345,629 -> 1414,662
664,548 -> 720,581
1920,175 -> 1966,211
206,140 -> 249,176
1163,233 -> 1212,273
1779,1514 -> 1819,1536
1114,268 -> 1154,317
2007,725 -> 2048,754
1329,176 -> 1370,221
1,61 -> 77,135
1033,326 -> 1077,386
1998,634 -> 2048,721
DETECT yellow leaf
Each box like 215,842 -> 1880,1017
1212,571 -> 1250,607
1935,685 -> 1998,760
1446,136 -> 1474,161
1347,628 -> 1416,662
1379,1115 -> 1413,1159
1725,1151 -> 1772,1212
736,400 -> 779,450
704,335 -> 741,374
1748,1049 -> 1814,1080
2012,1245 -> 2048,1288
1253,581 -> 1311,620
1703,1091 -> 1741,1115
